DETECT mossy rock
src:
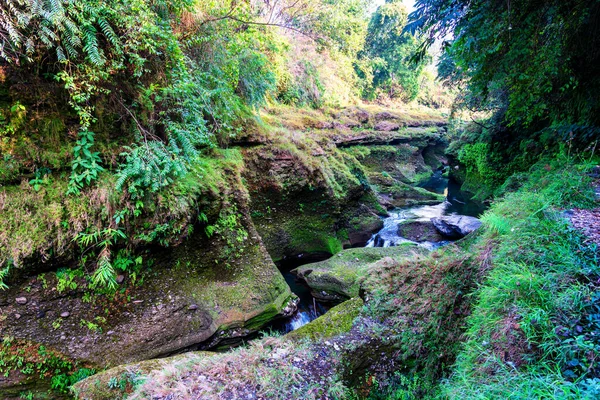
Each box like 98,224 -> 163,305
286,297 -> 363,341
345,206 -> 384,247
0,194 -> 294,400
72,351 -> 215,400
292,245 -> 424,301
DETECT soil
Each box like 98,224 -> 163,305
569,180 -> 600,247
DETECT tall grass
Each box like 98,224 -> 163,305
441,159 -> 600,399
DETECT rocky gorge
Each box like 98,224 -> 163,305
0,105 -> 474,399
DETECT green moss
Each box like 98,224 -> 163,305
287,297 -> 364,341
293,244 -> 423,299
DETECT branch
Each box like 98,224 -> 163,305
223,15 -> 318,41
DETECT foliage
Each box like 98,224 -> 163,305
76,227 -> 126,290
359,0 -> 428,101
51,368 -> 96,394
0,338 -> 79,395
409,0 -> 600,178
442,159 -> 600,398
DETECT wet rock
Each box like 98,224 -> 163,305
431,215 -> 482,239
397,221 -> 445,242
15,297 -> 27,305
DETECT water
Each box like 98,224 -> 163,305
366,170 -> 486,249
366,202 -> 452,249
267,260 -> 330,334
270,169 -> 486,333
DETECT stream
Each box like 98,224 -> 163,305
267,169 -> 486,334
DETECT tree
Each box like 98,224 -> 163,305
409,0 -> 600,130
359,0 -> 427,101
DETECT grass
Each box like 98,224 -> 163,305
440,158 -> 600,399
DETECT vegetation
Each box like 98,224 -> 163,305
358,0 -> 428,101
410,0 -> 600,195
1,0 -> 599,399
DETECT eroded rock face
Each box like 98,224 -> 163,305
374,121 -> 400,132
0,211 -> 295,397
431,215 -> 482,239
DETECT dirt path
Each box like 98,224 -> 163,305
569,178 -> 600,247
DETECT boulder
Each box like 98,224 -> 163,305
286,297 -> 363,342
431,215 -> 482,239
292,245 -> 423,301
397,221 -> 445,242
345,206 -> 384,247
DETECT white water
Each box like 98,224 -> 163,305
285,309 -> 318,331
366,201 -> 452,249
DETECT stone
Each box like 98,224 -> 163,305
188,304 -> 198,311
374,121 -> 400,132
60,312 -> 70,318
374,111 -> 395,120
431,215 -> 482,239
116,275 -> 125,284
15,297 -> 27,305
397,221 -> 445,243
293,246 -> 423,301
346,207 -> 384,247
14,313 -> 21,320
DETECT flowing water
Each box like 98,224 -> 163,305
269,169 -> 486,334
366,171 -> 486,249
268,260 -> 330,334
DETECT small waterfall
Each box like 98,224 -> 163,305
366,202 -> 452,249
284,309 -> 318,332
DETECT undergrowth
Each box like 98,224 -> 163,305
441,158 -> 600,399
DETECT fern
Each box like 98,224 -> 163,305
91,248 -> 117,290
0,263 -> 11,290
75,228 -> 125,290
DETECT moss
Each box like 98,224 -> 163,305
293,244 -> 424,299
287,297 -> 364,341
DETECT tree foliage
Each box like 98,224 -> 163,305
359,0 -> 427,101
410,0 -> 600,129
